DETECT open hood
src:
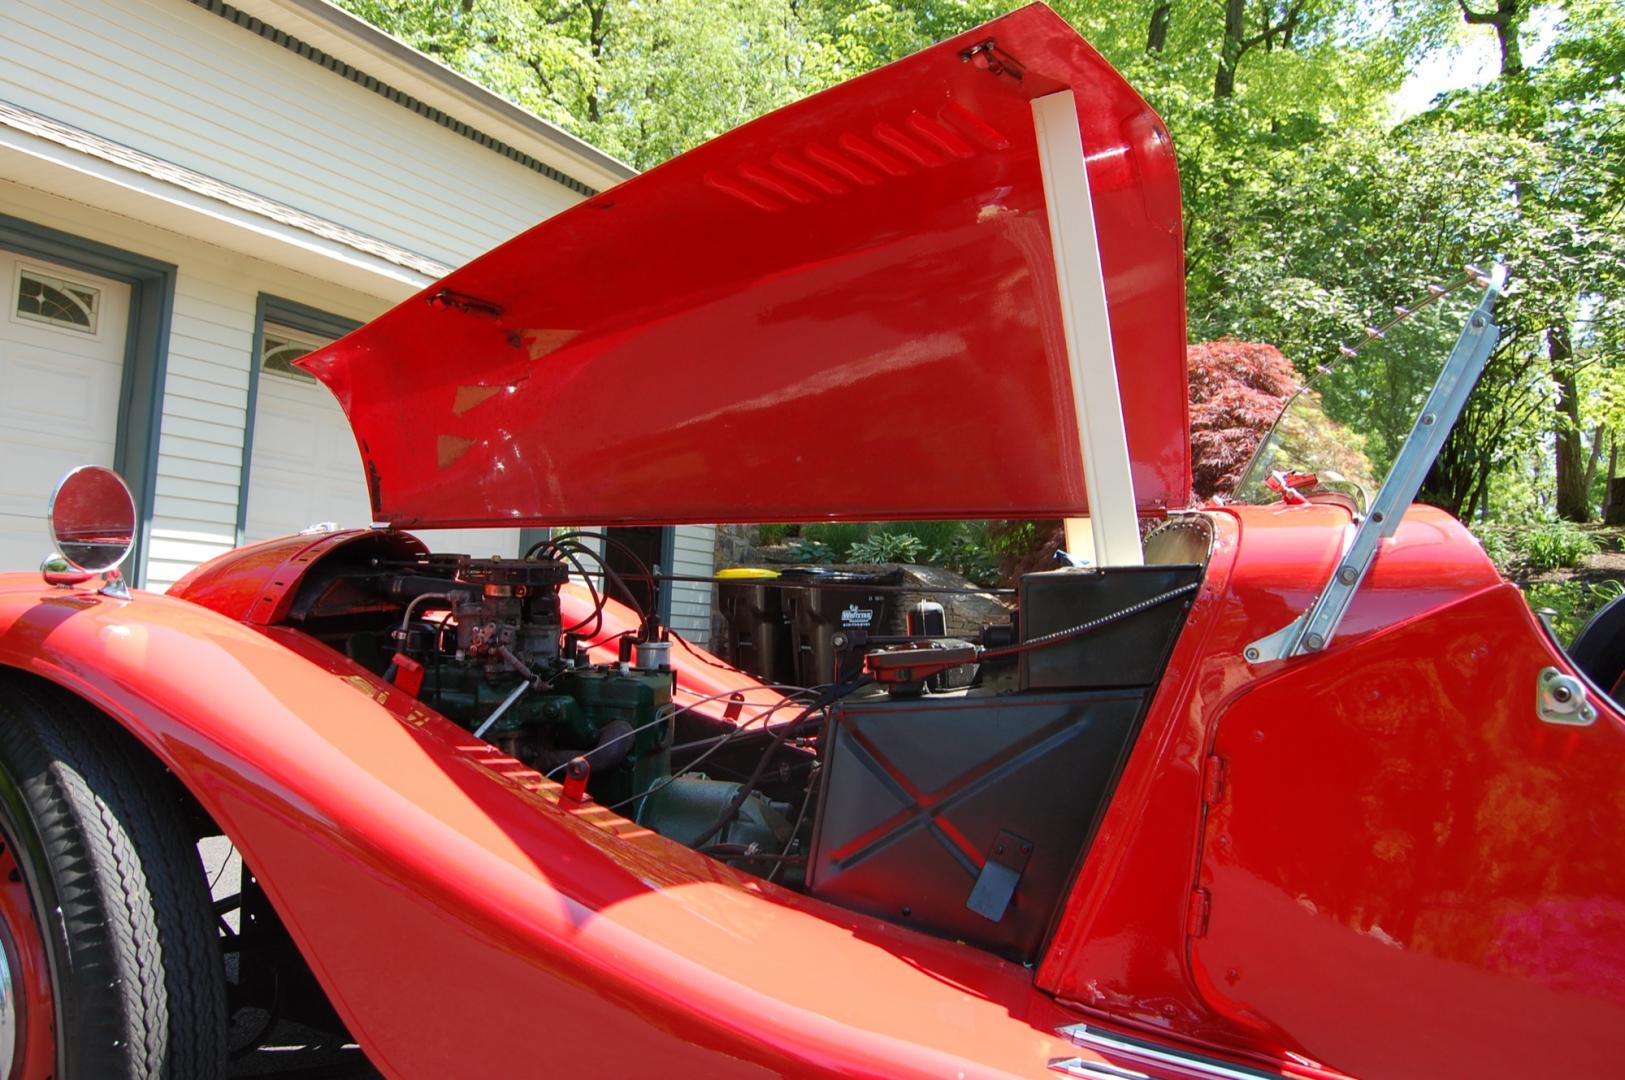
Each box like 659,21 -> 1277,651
299,2 -> 1189,529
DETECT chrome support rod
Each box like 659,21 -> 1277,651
1246,264 -> 1506,664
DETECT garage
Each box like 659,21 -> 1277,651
0,250 -> 130,571
243,302 -> 521,559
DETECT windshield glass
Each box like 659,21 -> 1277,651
1234,277 -> 1486,512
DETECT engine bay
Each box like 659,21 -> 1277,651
271,525 -> 1209,962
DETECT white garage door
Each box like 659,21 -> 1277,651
245,321 -> 519,558
0,252 -> 130,572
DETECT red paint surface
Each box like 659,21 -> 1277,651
297,4 -> 1190,529
0,577 -> 1092,1078
3,499 -> 1620,1076
1040,502 -> 1625,1076
0,821 -> 55,1080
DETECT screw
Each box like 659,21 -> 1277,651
1303,633 -> 1325,651
1421,413 -> 1436,426
1337,566 -> 1358,585
1472,315 -> 1486,328
1244,647 -> 1261,661
1551,685 -> 1573,704
1371,510 -> 1385,524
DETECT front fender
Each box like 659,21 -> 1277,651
0,575 -> 1082,1079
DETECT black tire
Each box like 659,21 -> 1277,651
0,675 -> 227,1079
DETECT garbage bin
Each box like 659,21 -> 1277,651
716,568 -> 789,684
781,568 -> 901,686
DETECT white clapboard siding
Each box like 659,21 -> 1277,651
2,181 -> 393,591
669,526 -> 716,647
1,0 -> 574,268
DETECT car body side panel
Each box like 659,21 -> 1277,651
1037,502 -> 1527,1067
1192,583 -> 1625,1078
297,3 -> 1190,529
0,578 -> 1089,1079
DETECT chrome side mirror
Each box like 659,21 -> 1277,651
43,466 -> 136,598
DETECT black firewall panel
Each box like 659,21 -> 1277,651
807,690 -> 1145,962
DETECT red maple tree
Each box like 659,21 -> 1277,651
1186,339 -> 1298,500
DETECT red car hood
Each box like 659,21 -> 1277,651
299,2 -> 1189,528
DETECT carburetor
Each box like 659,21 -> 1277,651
446,556 -> 568,672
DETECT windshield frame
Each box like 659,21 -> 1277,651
1245,264 -> 1507,665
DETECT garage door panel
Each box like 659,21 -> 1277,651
0,355 -> 119,430
0,251 -> 130,573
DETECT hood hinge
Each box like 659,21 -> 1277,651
1187,887 -> 1211,938
1202,754 -> 1226,805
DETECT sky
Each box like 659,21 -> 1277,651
1392,5 -> 1565,120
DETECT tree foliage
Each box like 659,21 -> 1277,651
339,0 -> 1624,522
1187,339 -> 1297,499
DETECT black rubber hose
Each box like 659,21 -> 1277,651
532,719 -> 636,775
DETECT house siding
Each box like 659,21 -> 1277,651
1,0 -> 712,630
1,0 -> 572,269
670,525 -> 716,646
0,180 -> 391,590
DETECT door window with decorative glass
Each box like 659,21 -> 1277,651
260,322 -> 330,382
14,267 -> 101,334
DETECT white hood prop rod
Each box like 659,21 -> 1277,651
1032,90 -> 1143,568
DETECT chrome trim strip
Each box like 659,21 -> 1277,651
1055,1023 -> 1287,1080
1049,1056 -> 1152,1079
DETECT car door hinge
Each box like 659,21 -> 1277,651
1187,888 -> 1211,938
1202,754 -> 1226,805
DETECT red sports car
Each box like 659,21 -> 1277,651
0,5 -> 1619,1078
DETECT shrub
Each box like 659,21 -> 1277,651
1517,521 -> 1601,571
1478,519 -> 1600,573
783,539 -> 833,563
848,532 -> 926,563
1522,579 -> 1624,645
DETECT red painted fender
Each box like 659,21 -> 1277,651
0,576 -> 1090,1079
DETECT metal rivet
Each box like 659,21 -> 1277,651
1421,413 -> 1436,426
1471,315 -> 1485,328
1370,511 -> 1385,524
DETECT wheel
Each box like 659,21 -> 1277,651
0,676 -> 227,1079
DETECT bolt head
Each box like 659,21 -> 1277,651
1303,632 -> 1325,651
1244,647 -> 1261,661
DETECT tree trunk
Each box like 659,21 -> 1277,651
1457,0 -> 1525,77
1606,434 -> 1625,525
1215,0 -> 1246,98
1551,322 -> 1591,522
1147,2 -> 1172,53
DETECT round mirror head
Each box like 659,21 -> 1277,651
48,466 -> 136,574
